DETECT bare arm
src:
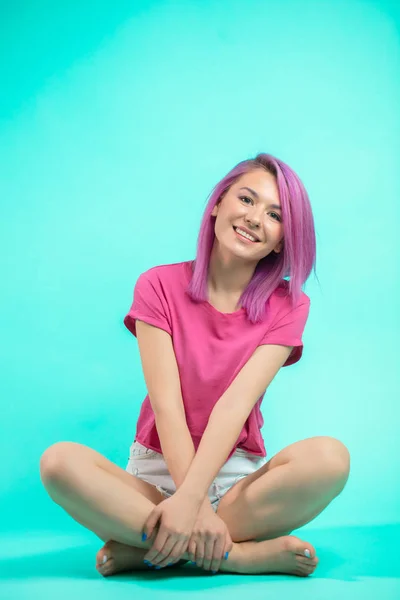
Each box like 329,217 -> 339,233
136,320 -> 214,511
177,343 -> 293,505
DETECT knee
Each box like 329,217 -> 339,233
40,441 -> 77,484
318,437 -> 350,490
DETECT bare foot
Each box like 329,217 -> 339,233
220,535 -> 319,577
96,540 -> 188,577
96,535 -> 318,578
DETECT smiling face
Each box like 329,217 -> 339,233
211,168 -> 284,264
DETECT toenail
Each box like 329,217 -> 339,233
304,549 -> 311,558
102,555 -> 108,564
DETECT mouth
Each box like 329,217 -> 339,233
233,226 -> 261,243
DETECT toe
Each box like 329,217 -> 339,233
96,541 -> 114,572
297,555 -> 318,567
304,564 -> 316,576
287,536 -> 316,559
307,547 -> 316,559
303,559 -> 317,574
98,557 -> 115,577
296,562 -> 315,577
297,568 -> 311,577
96,550 -> 106,566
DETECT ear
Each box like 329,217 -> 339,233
211,203 -> 219,217
211,191 -> 227,216
273,240 -> 284,254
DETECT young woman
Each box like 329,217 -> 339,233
40,153 -> 350,578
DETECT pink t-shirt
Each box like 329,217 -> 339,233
124,260 -> 310,461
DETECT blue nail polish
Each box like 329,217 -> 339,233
212,570 -> 217,574
155,566 -> 162,570
225,552 -> 229,560
142,533 -> 147,541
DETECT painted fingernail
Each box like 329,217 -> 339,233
190,561 -> 196,565
155,566 -> 162,570
224,552 -> 229,560
212,570 -> 217,574
142,533 -> 147,541
304,549 -> 311,558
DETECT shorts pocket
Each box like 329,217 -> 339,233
234,447 -> 262,462
234,447 -> 248,455
234,447 -> 255,459
129,441 -> 160,459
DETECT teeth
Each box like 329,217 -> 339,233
235,227 -> 257,242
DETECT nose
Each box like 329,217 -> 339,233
245,207 -> 262,228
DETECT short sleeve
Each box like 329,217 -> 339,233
258,294 -> 310,367
123,271 -> 172,337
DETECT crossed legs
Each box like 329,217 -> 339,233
40,436 -> 349,577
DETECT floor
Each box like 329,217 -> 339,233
1,523 -> 399,600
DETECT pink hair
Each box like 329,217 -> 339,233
186,153 -> 317,323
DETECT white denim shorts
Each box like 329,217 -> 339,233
126,440 -> 267,512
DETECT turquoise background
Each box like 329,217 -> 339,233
1,1 -> 399,598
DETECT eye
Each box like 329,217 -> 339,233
240,196 -> 282,222
239,195 -> 253,205
270,212 -> 282,222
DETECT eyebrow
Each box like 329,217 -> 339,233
239,187 -> 281,210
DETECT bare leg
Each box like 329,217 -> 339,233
40,444 -> 243,569
217,436 -> 351,543
40,443 -> 317,577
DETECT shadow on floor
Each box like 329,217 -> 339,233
0,523 -> 398,591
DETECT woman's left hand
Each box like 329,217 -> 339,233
142,493 -> 200,568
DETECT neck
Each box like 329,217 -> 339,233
207,244 -> 257,297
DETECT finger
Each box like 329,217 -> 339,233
150,536 -> 177,567
224,536 -> 233,561
195,538 -> 206,569
157,539 -> 185,568
143,508 -> 161,542
187,538 -> 197,564
170,547 -> 185,565
210,535 -> 225,573
156,539 -> 182,568
203,537 -> 216,571
143,527 -> 170,564
171,538 -> 189,565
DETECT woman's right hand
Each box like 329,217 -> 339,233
186,502 -> 233,573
